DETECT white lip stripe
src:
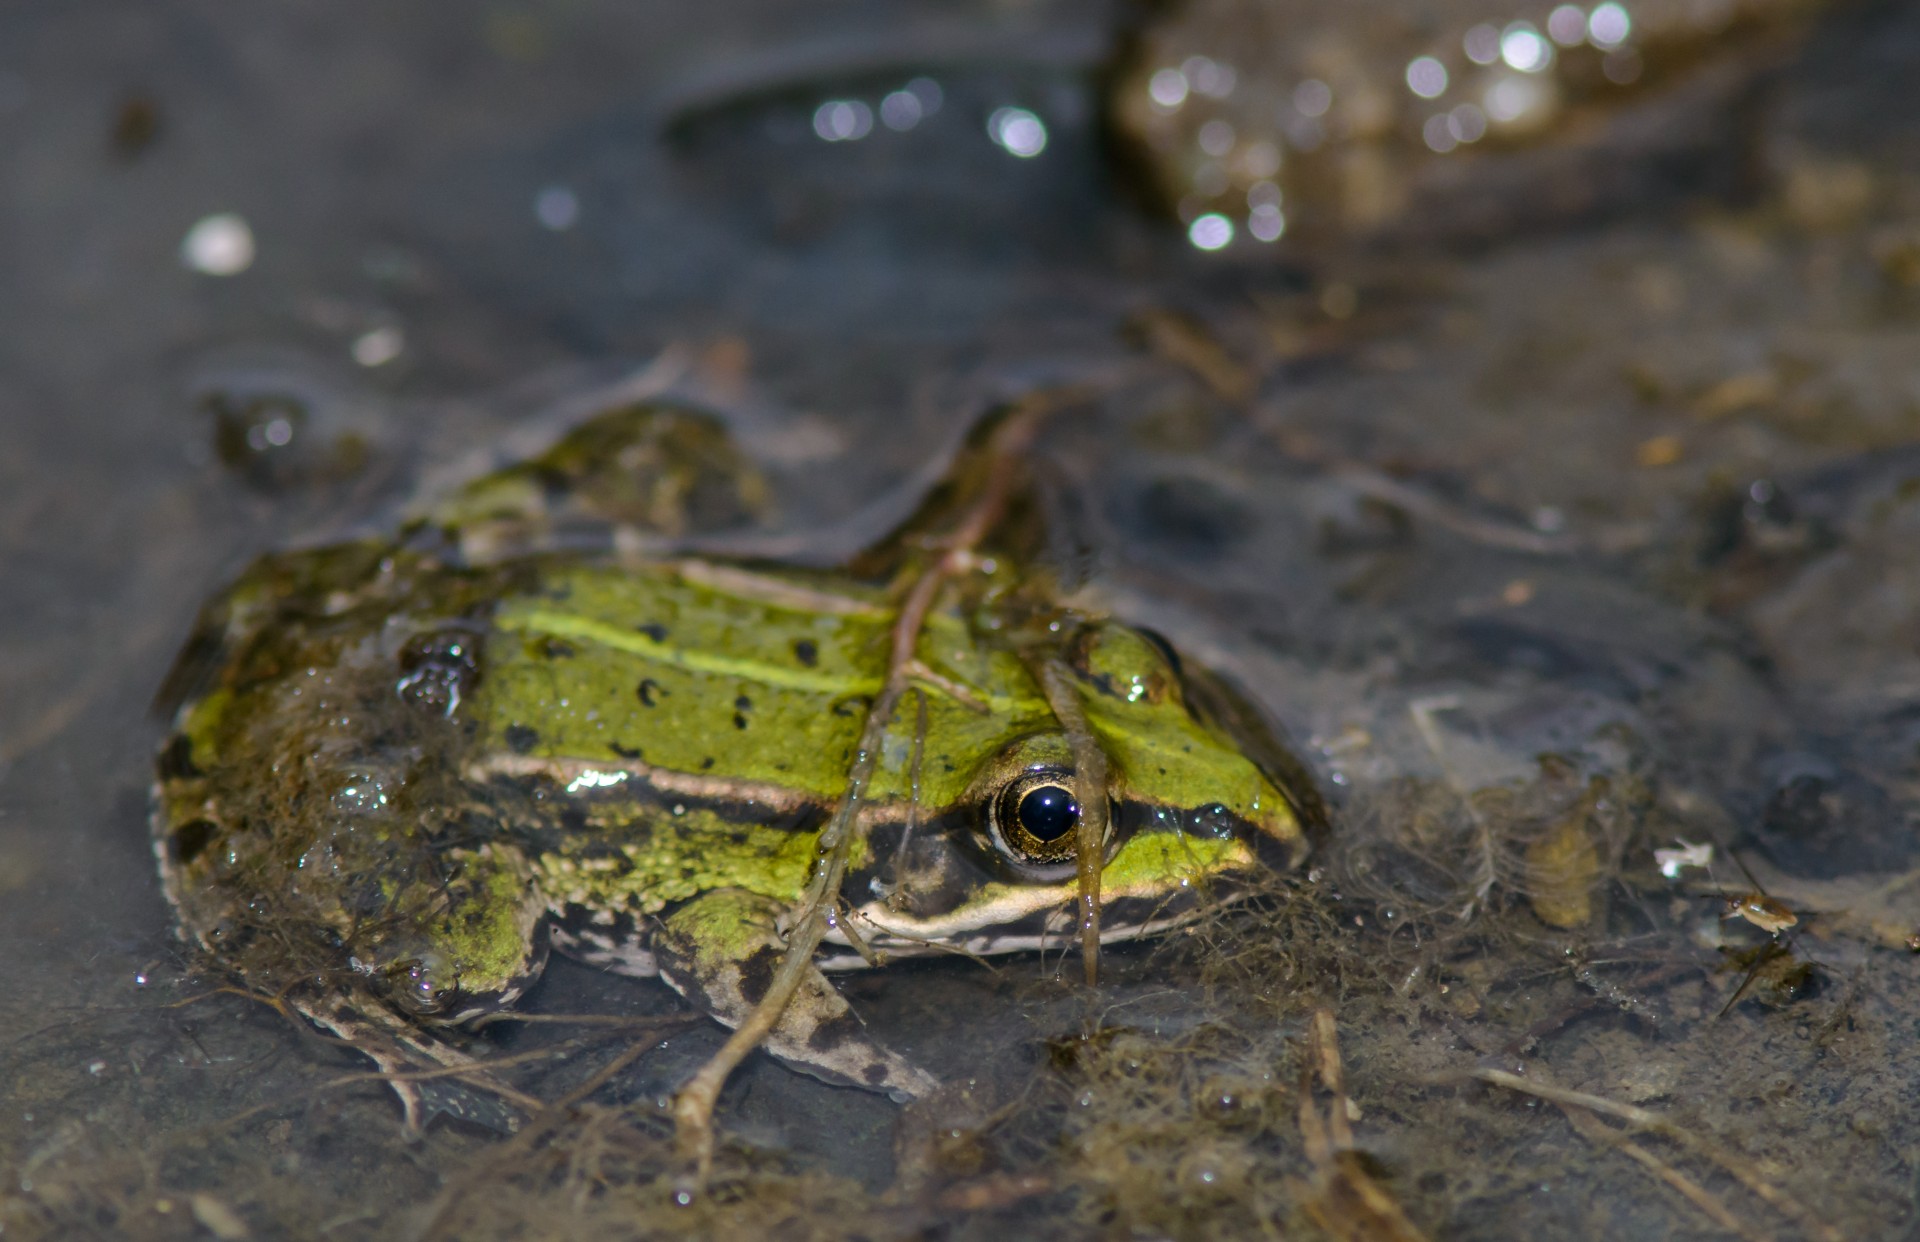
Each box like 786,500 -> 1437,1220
550,924 -> 660,979
836,868 -> 1236,943
816,898 -> 1241,972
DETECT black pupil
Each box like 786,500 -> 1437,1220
1017,785 -> 1080,843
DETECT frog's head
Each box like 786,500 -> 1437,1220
350,843 -> 550,1024
844,620 -> 1321,958
155,648 -> 548,1027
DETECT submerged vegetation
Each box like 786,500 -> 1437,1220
7,726 -> 1905,1238
8,0 -> 1920,1238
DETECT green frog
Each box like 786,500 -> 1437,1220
152,399 -> 1321,1129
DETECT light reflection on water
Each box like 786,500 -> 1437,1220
2,0 -> 1919,1237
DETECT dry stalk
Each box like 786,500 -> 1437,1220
1296,1008 -> 1429,1242
1468,1068 -> 1839,1242
1029,655 -> 1111,986
669,393 -> 1064,1189
1558,1104 -> 1758,1239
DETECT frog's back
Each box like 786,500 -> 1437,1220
472,559 -> 1064,809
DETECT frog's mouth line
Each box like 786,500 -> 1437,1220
822,887 -> 1244,970
824,843 -> 1253,967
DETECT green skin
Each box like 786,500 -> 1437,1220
152,404 -> 1313,1122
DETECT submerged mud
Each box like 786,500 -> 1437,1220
5,0 -> 1920,1239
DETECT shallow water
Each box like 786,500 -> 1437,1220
5,1 -> 1920,1238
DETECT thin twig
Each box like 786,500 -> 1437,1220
885,687 -> 930,902
1467,1068 -> 1839,1242
669,394 -> 1060,1189
1310,1009 -> 1355,1151
1296,1007 -> 1428,1242
1029,654 -> 1110,986
1558,1104 -> 1760,1239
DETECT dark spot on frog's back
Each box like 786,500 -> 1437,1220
637,622 -> 668,643
170,818 -> 220,866
793,639 -> 818,668
609,741 -> 641,760
156,733 -> 203,781
636,678 -> 664,707
504,724 -> 540,754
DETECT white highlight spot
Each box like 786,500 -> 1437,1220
812,99 -> 873,142
1449,103 -> 1488,143
1248,203 -> 1285,242
1197,118 -> 1235,157
1187,212 -> 1233,251
181,213 -> 255,276
1463,24 -> 1503,65
1548,4 -> 1589,46
906,76 -> 943,116
1500,23 -> 1552,73
1655,840 -> 1713,879
1182,56 -> 1237,99
567,769 -> 631,794
535,185 -> 578,231
351,326 -> 404,368
988,107 -> 1047,158
879,89 -> 923,131
250,415 -> 293,449
1423,114 -> 1457,153
1485,75 -> 1548,123
1148,67 -> 1189,109
1405,56 -> 1448,100
1588,2 -> 1631,47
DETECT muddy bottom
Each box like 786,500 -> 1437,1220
5,1 -> 1920,1238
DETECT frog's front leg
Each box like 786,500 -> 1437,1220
652,889 -> 938,1102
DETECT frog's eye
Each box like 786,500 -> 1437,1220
383,951 -> 461,1018
989,769 -> 1082,868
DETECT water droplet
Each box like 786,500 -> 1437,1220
181,213 -> 255,276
